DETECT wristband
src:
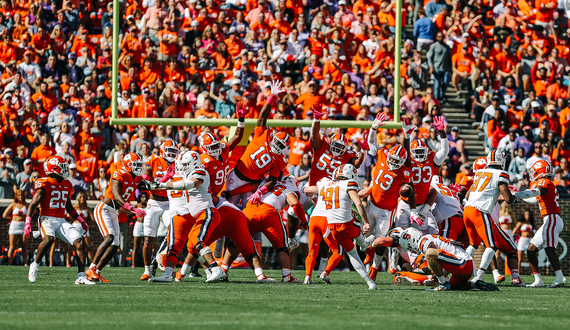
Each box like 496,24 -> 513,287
238,117 -> 245,122
259,185 -> 269,195
141,174 -> 151,181
237,121 -> 245,128
313,118 -> 320,123
69,209 -> 78,218
267,94 -> 278,106
76,215 -> 85,223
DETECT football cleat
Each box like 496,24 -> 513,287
475,280 -> 499,291
426,282 -> 450,291
304,275 -> 312,284
282,275 -> 301,283
256,275 -> 277,283
526,279 -> 545,288
394,274 -> 420,286
362,236 -> 376,251
149,274 -> 173,282
85,267 -> 98,282
28,263 -> 39,283
188,271 -> 203,278
319,271 -> 332,284
205,268 -> 212,281
423,276 -> 438,287
363,248 -> 375,265
549,277 -> 567,288
175,271 -> 185,282
75,276 -> 96,285
368,266 -> 379,282
288,237 -> 300,251
388,265 -> 397,274
140,274 -> 151,281
206,266 -> 227,283
156,253 -> 166,272
367,281 -> 377,290
511,278 -> 527,287
494,273 -> 505,284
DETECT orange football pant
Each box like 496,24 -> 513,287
464,206 -> 515,254
166,214 -> 196,265
327,219 -> 362,252
305,216 -> 342,277
440,214 -> 469,247
244,203 -> 288,250
188,208 -> 221,251
438,250 -> 474,290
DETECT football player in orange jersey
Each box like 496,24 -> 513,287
222,80 -> 290,208
140,140 -> 179,280
307,102 -> 365,186
395,116 -> 449,232
86,153 -> 148,282
25,156 -> 93,285
361,114 -> 419,281
524,159 -> 567,287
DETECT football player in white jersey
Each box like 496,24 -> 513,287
398,228 -> 498,291
429,177 -> 467,245
304,164 -> 376,290
464,150 -> 538,286
148,151 -> 226,283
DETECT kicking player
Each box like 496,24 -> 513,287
464,150 -> 531,286
141,140 -> 179,280
222,80 -> 289,208
363,114 -> 419,281
25,156 -> 93,285
305,164 -> 376,290
523,159 -> 567,287
87,153 -> 148,282
149,151 -> 225,283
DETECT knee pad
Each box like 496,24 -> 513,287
199,246 -> 212,257
194,241 -> 205,253
276,247 -> 290,255
245,253 -> 259,263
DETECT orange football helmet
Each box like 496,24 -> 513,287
530,159 -> 552,181
387,145 -> 407,170
200,133 -> 222,157
44,155 -> 69,179
270,131 -> 290,155
330,133 -> 349,156
122,153 -> 144,176
410,139 -> 429,162
160,139 -> 179,163
473,157 -> 488,171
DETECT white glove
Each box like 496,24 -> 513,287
372,113 -> 387,130
270,80 -> 285,96
401,118 -> 416,139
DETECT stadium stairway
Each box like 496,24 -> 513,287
402,25 -> 486,159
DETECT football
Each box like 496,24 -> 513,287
400,184 -> 413,198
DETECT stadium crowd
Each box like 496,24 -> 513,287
0,0 -> 569,283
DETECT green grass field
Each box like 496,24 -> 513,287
0,267 -> 568,330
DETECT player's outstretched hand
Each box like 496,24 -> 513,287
357,132 -> 370,151
311,102 -> 325,120
270,80 -> 285,96
401,118 -> 416,139
449,183 -> 461,193
372,112 -> 387,130
160,164 -> 176,183
24,216 -> 32,239
236,100 -> 246,118
433,116 -> 446,131
138,180 -> 152,191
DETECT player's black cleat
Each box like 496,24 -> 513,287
475,280 -> 499,291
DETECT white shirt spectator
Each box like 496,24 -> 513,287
287,39 -> 305,61
18,62 -> 41,84
4,81 -> 31,101
361,95 -> 387,113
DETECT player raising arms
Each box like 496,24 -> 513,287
140,140 -> 179,280
395,116 -> 449,232
522,160 -> 567,287
308,103 -> 365,186
86,153 -> 148,282
224,176 -> 308,283
361,114 -> 418,281
464,150 -> 534,286
146,151 -> 226,283
305,164 -> 376,290
25,156 -> 93,285
222,80 -> 289,208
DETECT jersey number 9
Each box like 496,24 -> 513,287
250,146 -> 272,169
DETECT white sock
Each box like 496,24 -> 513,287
318,258 -> 328,274
89,263 -> 97,269
96,269 -> 101,275
78,272 -> 85,278
164,266 -> 173,277
254,268 -> 263,277
346,248 -> 372,283
31,261 -> 38,267
437,275 -> 446,284
180,263 -> 189,276
533,272 -> 542,282
144,266 -> 150,274
281,268 -> 291,277
473,269 -> 485,282
465,245 -> 476,257
372,253 -> 383,268
555,269 -> 564,281
492,269 -> 500,278
478,248 -> 495,271
354,234 -> 366,248
511,269 -> 519,280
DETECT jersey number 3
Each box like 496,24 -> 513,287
374,168 -> 394,191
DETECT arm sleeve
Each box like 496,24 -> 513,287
367,128 -> 380,156
514,188 -> 541,199
433,137 -> 449,166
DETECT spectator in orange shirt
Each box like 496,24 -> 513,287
157,18 -> 180,62
31,81 -> 57,112
76,139 -> 98,184
540,104 -> 561,135
30,134 -> 56,176
546,76 -> 568,105
295,81 -> 323,118
30,25 -> 51,59
132,87 -> 158,118
225,28 -> 245,59
0,34 -> 16,67
452,44 -> 477,93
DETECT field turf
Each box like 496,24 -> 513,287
0,267 -> 568,330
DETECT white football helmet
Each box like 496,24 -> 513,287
388,227 -> 405,239
399,228 -> 423,253
486,150 -> 506,169
333,164 -> 358,181
283,175 -> 299,188
160,140 -> 179,163
175,151 -> 202,179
